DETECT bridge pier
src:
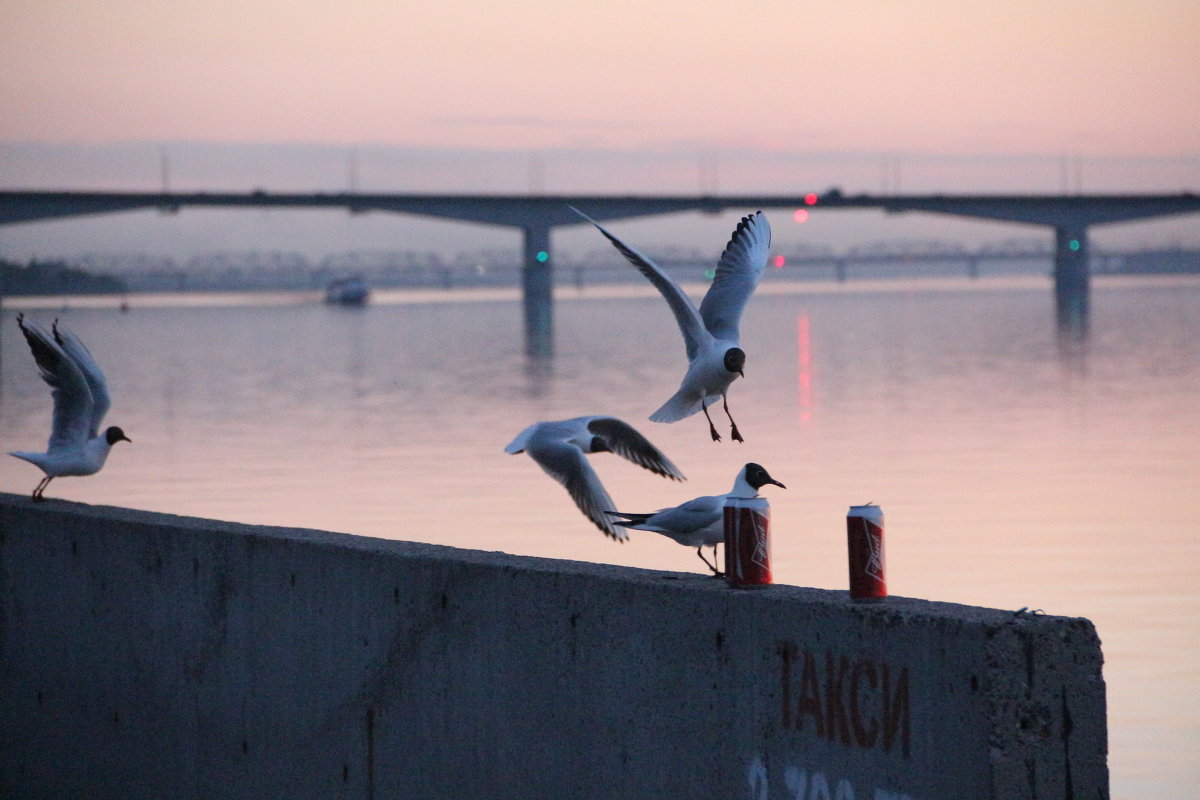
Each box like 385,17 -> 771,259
5,190 -> 1198,347
522,224 -> 554,358
1054,224 -> 1090,331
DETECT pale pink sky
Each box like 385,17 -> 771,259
2,1 -> 1199,259
3,0 -> 1198,156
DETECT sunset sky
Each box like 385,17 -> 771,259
1,1 -> 1198,256
4,0 -> 1198,155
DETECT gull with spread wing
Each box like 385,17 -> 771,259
9,314 -> 131,500
506,415 -> 685,540
572,207 -> 772,442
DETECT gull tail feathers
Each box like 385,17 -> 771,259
649,391 -> 703,424
606,510 -> 655,528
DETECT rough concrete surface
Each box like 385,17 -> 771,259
0,493 -> 1107,799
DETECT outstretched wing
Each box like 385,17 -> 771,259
525,438 -> 626,541
53,320 -> 112,438
571,206 -> 709,362
587,417 -> 685,481
16,314 -> 94,450
698,211 -> 771,343
504,422 -> 540,454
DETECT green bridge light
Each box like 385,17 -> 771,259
535,251 -> 549,263
1068,239 -> 1081,252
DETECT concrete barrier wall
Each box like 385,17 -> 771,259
0,493 -> 1107,799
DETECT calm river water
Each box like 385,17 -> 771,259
2,274 -> 1197,797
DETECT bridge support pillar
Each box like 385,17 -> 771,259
522,224 -> 554,358
1054,224 -> 1090,331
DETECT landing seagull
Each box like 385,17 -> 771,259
572,207 -> 771,442
9,314 -> 131,501
505,416 -> 685,540
606,462 -> 785,575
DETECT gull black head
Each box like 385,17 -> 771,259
744,462 -> 786,490
105,426 -> 132,445
589,436 -> 611,454
724,347 -> 746,377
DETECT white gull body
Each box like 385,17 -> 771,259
505,415 -> 685,540
8,315 -> 131,500
573,208 -> 772,442
607,462 -> 785,573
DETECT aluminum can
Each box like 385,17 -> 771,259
847,504 -> 886,600
724,496 -> 772,588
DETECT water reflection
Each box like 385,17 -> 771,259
1055,286 -> 1091,337
1,277 -> 1199,797
1056,323 -> 1091,375
796,313 -> 813,424
523,355 -> 554,399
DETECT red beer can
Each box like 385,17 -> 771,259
724,497 -> 772,588
847,504 -> 886,601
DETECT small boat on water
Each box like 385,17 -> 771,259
324,276 -> 370,306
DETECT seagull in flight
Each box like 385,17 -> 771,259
506,415 -> 685,540
9,314 -> 131,501
572,207 -> 772,442
606,462 -> 785,575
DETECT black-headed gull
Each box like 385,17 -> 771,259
9,314 -> 131,500
505,415 -> 685,540
606,462 -> 785,574
573,207 -> 771,442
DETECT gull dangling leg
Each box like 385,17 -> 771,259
701,400 -> 722,442
723,395 -> 743,443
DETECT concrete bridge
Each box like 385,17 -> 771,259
2,189 -> 1198,355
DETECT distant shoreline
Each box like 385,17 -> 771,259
3,272 -> 1198,312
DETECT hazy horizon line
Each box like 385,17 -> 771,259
4,139 -> 1198,162
3,140 -> 1198,202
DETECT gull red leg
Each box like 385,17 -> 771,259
32,475 -> 53,501
701,400 -> 722,442
723,395 -> 743,443
697,546 -> 724,576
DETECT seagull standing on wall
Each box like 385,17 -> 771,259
505,416 -> 685,540
572,207 -> 772,442
8,314 -> 131,501
606,462 -> 786,575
